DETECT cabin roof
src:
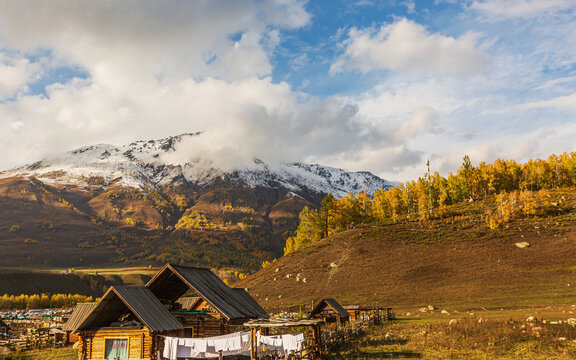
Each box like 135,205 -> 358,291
231,288 -> 269,319
75,286 -> 183,333
309,298 -> 350,319
175,296 -> 202,311
146,264 -> 269,321
62,302 -> 97,332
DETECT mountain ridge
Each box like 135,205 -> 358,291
0,133 -> 391,271
0,133 -> 392,198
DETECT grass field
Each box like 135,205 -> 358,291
0,347 -> 76,360
330,306 -> 576,359
4,306 -> 576,359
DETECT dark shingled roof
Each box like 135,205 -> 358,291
309,298 -> 350,319
62,302 -> 97,332
146,264 -> 269,321
231,288 -> 269,319
75,286 -> 183,333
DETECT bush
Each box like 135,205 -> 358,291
9,225 -> 20,233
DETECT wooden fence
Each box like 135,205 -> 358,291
257,312 -> 391,359
0,328 -> 65,351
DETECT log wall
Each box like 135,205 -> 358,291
79,327 -> 154,360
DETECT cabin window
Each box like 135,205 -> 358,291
105,338 -> 128,359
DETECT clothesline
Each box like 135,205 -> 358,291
162,330 -> 304,359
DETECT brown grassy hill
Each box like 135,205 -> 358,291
0,269 -> 103,296
239,188 -> 576,311
0,175 -> 316,270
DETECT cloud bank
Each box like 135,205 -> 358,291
331,18 -> 492,76
0,1 -> 575,182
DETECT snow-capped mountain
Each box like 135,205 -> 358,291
0,133 -> 392,197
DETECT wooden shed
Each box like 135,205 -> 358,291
308,298 -> 350,329
74,286 -> 183,360
62,302 -> 97,344
343,305 -> 394,323
146,264 -> 269,338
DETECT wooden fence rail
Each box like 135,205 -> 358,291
256,314 -> 387,359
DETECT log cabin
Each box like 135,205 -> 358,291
308,298 -> 349,330
146,264 -> 269,339
68,264 -> 268,359
73,286 -> 183,360
343,305 -> 394,323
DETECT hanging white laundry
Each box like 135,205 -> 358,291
176,338 -> 189,358
163,336 -> 179,360
257,332 -> 284,354
164,331 -> 251,359
282,333 -> 305,352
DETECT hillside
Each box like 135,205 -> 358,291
0,267 -> 154,297
239,187 -> 576,311
0,133 -> 390,271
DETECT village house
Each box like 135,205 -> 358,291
146,264 -> 269,338
73,286 -> 183,359
308,298 -> 350,330
68,264 -> 269,359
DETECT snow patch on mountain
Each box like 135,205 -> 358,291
0,133 -> 392,197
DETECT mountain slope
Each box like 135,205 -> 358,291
238,188 -> 576,311
0,133 -> 391,270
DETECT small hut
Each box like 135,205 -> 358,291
146,264 -> 269,338
74,286 -> 183,360
308,298 -> 349,329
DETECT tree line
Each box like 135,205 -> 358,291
0,293 -> 95,310
284,152 -> 576,255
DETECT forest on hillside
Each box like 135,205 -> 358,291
282,153 -> 576,256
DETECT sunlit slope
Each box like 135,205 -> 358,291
240,188 -> 576,311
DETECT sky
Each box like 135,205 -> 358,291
0,0 -> 575,182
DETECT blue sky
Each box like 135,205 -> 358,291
0,0 -> 575,181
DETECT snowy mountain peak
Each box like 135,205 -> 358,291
0,133 -> 392,197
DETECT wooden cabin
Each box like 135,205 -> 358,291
62,302 -> 97,344
343,305 -> 394,323
146,264 -> 269,339
73,286 -> 183,360
67,264 -> 269,359
308,298 -> 350,329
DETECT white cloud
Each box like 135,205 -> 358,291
402,1 -> 416,14
0,1 -> 309,82
330,18 -> 492,76
0,0 -> 575,185
0,53 -> 41,99
471,0 -> 576,19
394,107 -> 439,141
520,93 -> 576,109
0,0 -> 327,172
